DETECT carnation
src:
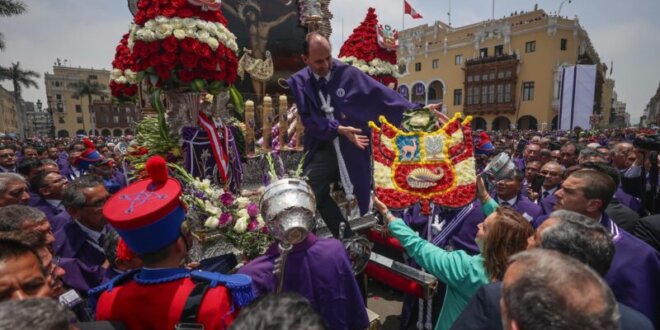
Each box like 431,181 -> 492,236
246,202 -> 259,217
220,192 -> 234,206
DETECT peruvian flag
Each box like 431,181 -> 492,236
404,1 -> 423,19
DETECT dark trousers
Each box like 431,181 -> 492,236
304,143 -> 353,238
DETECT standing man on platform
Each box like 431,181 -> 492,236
287,32 -> 425,238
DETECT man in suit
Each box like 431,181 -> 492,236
537,161 -> 564,215
492,169 -> 541,222
54,175 -> 109,293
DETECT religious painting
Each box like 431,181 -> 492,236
222,0 -> 308,104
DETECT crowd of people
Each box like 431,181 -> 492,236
0,31 -> 658,330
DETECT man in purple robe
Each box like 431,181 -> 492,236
286,32 -> 420,238
537,161 -> 564,215
491,169 -> 541,222
54,175 -> 109,293
238,233 -> 368,330
29,171 -> 71,232
535,168 -> 660,327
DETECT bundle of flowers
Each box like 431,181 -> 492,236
109,32 -> 138,102
168,162 -> 272,260
113,0 -> 240,93
338,7 -> 399,87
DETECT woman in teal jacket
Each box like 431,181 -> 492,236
373,197 -> 533,330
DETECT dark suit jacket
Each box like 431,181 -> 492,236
451,282 -> 654,330
29,196 -> 71,232
606,197 -> 641,233
634,214 -> 660,252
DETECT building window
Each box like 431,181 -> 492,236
488,85 -> 496,103
453,89 -> 462,106
505,84 -> 512,102
56,94 -> 62,100
480,47 -> 488,58
76,117 -> 83,124
481,86 -> 488,104
525,41 -> 536,53
560,38 -> 567,51
523,81 -> 535,101
432,59 -> 439,69
455,55 -> 463,65
494,45 -> 504,56
415,62 -> 422,71
88,75 -> 98,80
75,105 -> 82,113
59,117 -> 65,124
113,116 -> 120,124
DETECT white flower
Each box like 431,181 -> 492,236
256,215 -> 265,226
183,18 -> 197,28
173,29 -> 186,40
207,38 -> 219,50
236,208 -> 249,219
110,69 -> 122,79
115,76 -> 127,84
204,200 -> 220,216
155,16 -> 168,24
234,217 -> 248,233
204,216 -> 220,229
235,197 -> 250,209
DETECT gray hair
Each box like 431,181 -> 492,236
40,159 -> 57,166
0,298 -> 73,329
61,175 -> 104,209
543,210 -> 614,276
0,173 -> 26,194
503,249 -> 619,330
0,205 -> 47,232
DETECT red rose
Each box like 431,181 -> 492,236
148,41 -> 161,54
162,36 -> 178,53
176,8 -> 194,18
146,7 -> 159,19
180,52 -> 199,69
162,7 -> 176,17
178,70 -> 195,82
199,57 -> 218,71
137,0 -> 150,9
171,0 -> 186,7
193,43 -> 211,58
160,52 -> 177,67
148,55 -> 161,68
181,38 -> 196,52
155,65 -> 171,81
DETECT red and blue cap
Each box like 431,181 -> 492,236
74,138 -> 104,171
103,155 -> 186,254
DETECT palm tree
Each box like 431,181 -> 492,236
71,78 -> 107,135
0,61 -> 39,137
0,0 -> 27,51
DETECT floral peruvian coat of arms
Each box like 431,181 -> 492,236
370,112 -> 477,214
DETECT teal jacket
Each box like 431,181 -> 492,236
388,219 -> 489,330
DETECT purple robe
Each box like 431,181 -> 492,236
54,221 -> 107,292
58,257 -> 106,295
601,215 -> 660,327
493,194 -> 542,222
449,201 -> 487,255
615,187 -> 641,213
287,59 -> 416,215
57,154 -> 69,172
539,193 -> 558,215
29,196 -> 71,232
238,233 -> 369,330
513,156 -> 525,171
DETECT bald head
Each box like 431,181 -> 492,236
302,33 -> 332,77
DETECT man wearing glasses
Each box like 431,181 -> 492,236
54,175 -> 109,293
29,171 -> 71,233
0,147 -> 17,173
536,161 -> 565,215
0,173 -> 30,207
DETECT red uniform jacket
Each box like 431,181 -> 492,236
96,277 -> 237,330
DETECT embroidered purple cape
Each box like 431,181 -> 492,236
238,233 -> 369,330
287,59 -> 416,215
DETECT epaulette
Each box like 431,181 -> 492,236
190,270 -> 254,308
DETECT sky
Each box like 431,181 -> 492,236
1,0 -> 659,124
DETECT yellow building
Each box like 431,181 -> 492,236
396,8 -> 608,131
44,65 -> 111,137
0,86 -> 18,135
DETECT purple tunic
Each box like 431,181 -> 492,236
601,215 -> 660,327
29,196 -> 71,232
238,233 -> 369,330
615,187 -> 641,213
54,221 -> 107,292
287,59 -> 416,215
539,193 -> 558,215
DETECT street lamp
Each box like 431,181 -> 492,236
558,0 -> 572,16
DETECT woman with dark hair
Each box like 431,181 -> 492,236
373,198 -> 533,330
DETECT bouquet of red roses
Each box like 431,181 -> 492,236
110,33 -> 138,102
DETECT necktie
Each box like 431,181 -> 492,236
98,233 -> 105,249
317,77 -> 328,95
543,191 -> 550,199
500,201 -> 510,207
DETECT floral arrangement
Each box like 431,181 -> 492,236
109,33 -> 138,102
168,162 -> 272,260
369,111 -> 477,214
109,0 -> 239,97
338,7 -> 399,87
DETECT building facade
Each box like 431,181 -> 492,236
93,101 -> 141,137
642,83 -> 660,128
0,86 -> 18,135
396,7 -> 610,131
44,65 -> 111,137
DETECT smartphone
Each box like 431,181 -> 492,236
515,139 -> 528,155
